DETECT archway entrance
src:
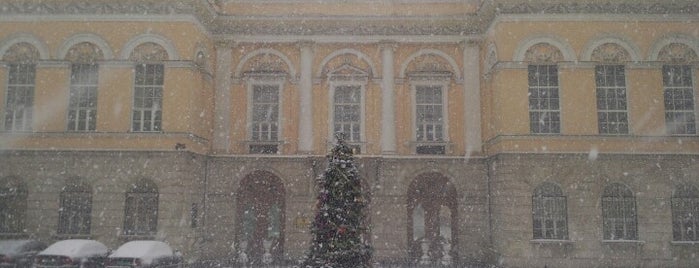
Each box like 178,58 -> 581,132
236,171 -> 285,265
407,172 -> 458,265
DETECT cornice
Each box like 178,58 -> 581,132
493,1 -> 699,15
0,0 -> 696,37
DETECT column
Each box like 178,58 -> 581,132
298,41 -> 314,153
380,41 -> 397,154
463,40 -> 482,155
213,42 -> 233,153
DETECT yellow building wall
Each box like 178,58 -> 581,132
34,66 -> 70,132
97,66 -> 133,132
559,66 -> 597,135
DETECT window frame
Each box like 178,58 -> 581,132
4,63 -> 36,132
328,78 -> 366,153
662,65 -> 696,136
595,65 -> 630,135
0,180 -> 28,235
246,74 -> 285,154
57,184 -> 92,236
67,63 -> 99,132
528,64 -> 561,134
671,184 -> 699,242
122,183 -> 159,237
131,63 -> 164,133
601,183 -> 638,241
410,74 -> 451,155
531,182 -> 568,240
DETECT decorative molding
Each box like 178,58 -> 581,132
495,2 -> 699,15
399,49 -> 462,81
581,36 -> 642,62
513,35 -> 576,62
0,1 -> 198,16
0,33 -> 50,60
233,48 -> 296,79
648,34 -> 698,62
317,49 -> 377,78
121,33 -> 180,61
57,33 -> 114,60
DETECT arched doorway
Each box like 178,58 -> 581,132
236,171 -> 285,265
407,172 -> 458,265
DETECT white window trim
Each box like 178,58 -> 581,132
327,77 -> 367,152
409,74 -> 451,153
245,74 -> 286,152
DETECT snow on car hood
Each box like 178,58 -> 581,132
109,241 -> 174,264
39,240 -> 108,258
0,240 -> 33,255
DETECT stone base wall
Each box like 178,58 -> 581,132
490,153 -> 699,268
3,150 -> 697,267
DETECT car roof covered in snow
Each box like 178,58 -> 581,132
0,240 -> 41,255
39,240 -> 108,258
109,241 -> 174,264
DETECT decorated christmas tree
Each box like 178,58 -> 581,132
303,135 -> 372,268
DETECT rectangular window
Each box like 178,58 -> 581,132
132,64 -> 163,132
250,84 -> 279,154
596,65 -> 629,135
663,65 -> 696,135
333,85 -> 361,143
528,65 -> 560,134
415,84 -> 445,154
68,64 -> 98,132
4,63 -> 35,132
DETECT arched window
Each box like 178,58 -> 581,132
672,184 -> 699,241
66,42 -> 103,132
532,182 -> 568,240
3,42 -> 38,132
0,176 -> 28,234
602,183 -> 637,240
58,179 -> 92,235
130,42 -> 167,132
123,179 -> 158,236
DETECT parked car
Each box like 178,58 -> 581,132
34,240 -> 109,268
0,240 -> 47,268
106,241 -> 182,268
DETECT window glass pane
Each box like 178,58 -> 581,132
4,64 -> 35,132
415,85 -> 444,143
132,64 -> 163,132
596,65 -> 629,135
528,65 -> 560,134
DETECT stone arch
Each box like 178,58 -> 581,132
406,172 -> 458,263
0,33 -> 49,60
234,48 -> 297,79
581,36 -> 641,62
648,34 -> 698,63
317,48 -> 377,78
236,170 -> 286,265
513,35 -> 576,62
120,33 -> 179,60
57,33 -> 113,60
399,49 -> 462,81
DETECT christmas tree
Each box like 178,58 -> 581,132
303,135 -> 372,268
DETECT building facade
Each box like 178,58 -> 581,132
0,0 -> 698,267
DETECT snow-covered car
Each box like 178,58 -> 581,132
0,240 -> 47,268
106,241 -> 182,268
34,240 -> 109,268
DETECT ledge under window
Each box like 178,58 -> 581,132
530,239 -> 575,245
53,234 -> 91,240
601,240 -> 645,244
119,234 -> 156,241
670,241 -> 699,245
0,233 -> 28,239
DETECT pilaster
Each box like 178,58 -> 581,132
380,41 -> 397,154
213,42 -> 233,153
298,41 -> 315,153
463,40 -> 482,155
